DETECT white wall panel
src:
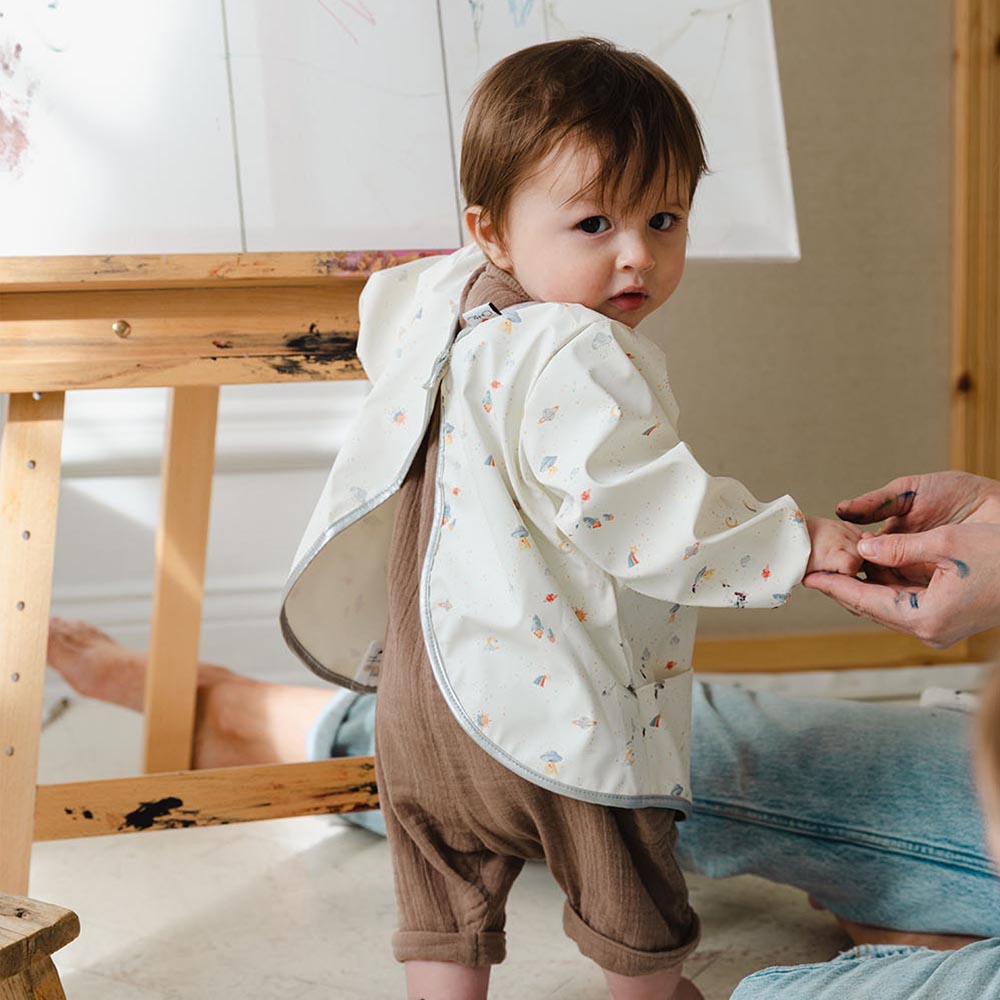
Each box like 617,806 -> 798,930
225,0 -> 462,251
0,1 -> 241,254
2,1 -> 796,257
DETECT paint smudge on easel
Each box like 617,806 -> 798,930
123,797 -> 186,830
271,328 -> 359,376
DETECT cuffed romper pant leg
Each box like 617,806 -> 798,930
540,800 -> 700,977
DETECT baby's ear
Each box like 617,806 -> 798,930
464,206 -> 512,270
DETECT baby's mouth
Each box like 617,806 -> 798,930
609,291 -> 649,311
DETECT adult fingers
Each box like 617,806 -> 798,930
834,477 -> 921,525
861,561 -> 933,588
857,529 -> 968,577
802,571 -> 927,634
804,569 -> 968,648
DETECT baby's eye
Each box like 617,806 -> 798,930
577,216 -> 611,235
649,212 -> 678,231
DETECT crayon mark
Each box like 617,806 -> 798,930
0,40 -> 35,174
508,0 -> 535,27
313,249 -> 445,276
315,0 -> 376,44
469,0 -> 486,45
0,41 -> 23,77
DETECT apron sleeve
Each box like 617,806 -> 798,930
520,319 -> 810,608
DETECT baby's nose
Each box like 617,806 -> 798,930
617,233 -> 655,271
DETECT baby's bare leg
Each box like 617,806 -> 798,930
603,965 -> 702,1000
46,617 -> 329,768
404,961 -> 490,1000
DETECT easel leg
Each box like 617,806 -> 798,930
0,393 -> 65,894
143,386 -> 219,773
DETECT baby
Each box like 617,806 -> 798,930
282,38 -> 861,1000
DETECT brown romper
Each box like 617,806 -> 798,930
373,265 -> 700,976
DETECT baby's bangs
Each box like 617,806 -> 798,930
569,120 -> 703,217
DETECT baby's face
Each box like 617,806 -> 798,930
471,141 -> 689,328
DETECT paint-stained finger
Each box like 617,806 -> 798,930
801,572 -> 924,633
861,561 -> 933,588
835,482 -> 919,525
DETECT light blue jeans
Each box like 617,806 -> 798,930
308,681 -> 1000,997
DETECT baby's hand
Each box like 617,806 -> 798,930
805,517 -> 864,576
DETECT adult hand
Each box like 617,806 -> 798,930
803,472 -> 1000,648
833,471 -> 1000,535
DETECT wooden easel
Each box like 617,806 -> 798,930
0,250 -> 430,894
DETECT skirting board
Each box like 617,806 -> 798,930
695,630 -> 972,673
700,661 -> 991,702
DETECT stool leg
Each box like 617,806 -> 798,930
143,386 -> 219,773
0,955 -> 67,1000
0,393 -> 65,894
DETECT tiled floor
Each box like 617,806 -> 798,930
28,664 -> 984,999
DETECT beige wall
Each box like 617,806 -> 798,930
643,2 -> 954,637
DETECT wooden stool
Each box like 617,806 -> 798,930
0,894 -> 79,1000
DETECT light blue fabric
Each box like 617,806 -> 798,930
308,680 -> 1000,995
306,688 -> 384,836
678,682 -> 1000,937
731,940 -> 1000,1000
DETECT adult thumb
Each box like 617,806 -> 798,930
857,531 -> 937,569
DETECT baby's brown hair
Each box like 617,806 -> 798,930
460,37 -> 707,242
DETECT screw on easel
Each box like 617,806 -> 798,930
112,320 -> 132,339
10,673 -> 19,682
21,530 -> 30,540
16,601 -> 24,610
26,460 -> 35,469
31,392 -> 41,401
4,747 -> 14,757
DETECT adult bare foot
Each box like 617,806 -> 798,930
46,616 -> 333,769
807,896 -> 984,951
47,617 -> 147,711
